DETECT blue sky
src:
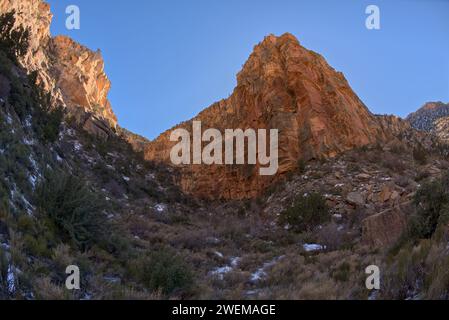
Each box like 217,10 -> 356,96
46,0 -> 449,140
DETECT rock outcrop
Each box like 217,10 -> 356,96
145,33 -> 402,199
362,206 -> 408,248
0,0 -> 117,137
407,102 -> 449,142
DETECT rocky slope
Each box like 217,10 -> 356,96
145,33 -> 410,199
407,102 -> 449,141
0,0 -> 117,138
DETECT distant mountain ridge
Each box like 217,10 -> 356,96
406,102 -> 449,142
407,102 -> 449,131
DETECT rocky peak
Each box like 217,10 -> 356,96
49,36 -> 117,128
145,33 -> 391,199
0,0 -> 118,135
407,101 -> 449,131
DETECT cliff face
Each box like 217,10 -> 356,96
0,0 -> 117,136
145,33 -> 392,199
49,36 -> 118,131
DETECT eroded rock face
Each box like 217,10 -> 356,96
49,36 -> 117,128
145,33 -> 393,199
0,0 -> 117,136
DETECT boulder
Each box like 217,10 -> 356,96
346,192 -> 366,206
362,208 -> 408,247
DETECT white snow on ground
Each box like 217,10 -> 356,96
303,244 -> 326,252
21,194 -> 35,215
230,257 -> 241,267
250,268 -> 266,282
210,257 -> 242,280
28,155 -> 39,172
210,266 -> 233,280
214,251 -> 224,258
56,154 -> 63,162
250,256 -> 285,282
154,204 -> 166,213
23,137 -> 34,145
7,265 -> 15,294
24,115 -> 32,128
6,114 -> 13,125
122,176 -> 130,182
73,141 -> 82,151
28,174 -> 37,188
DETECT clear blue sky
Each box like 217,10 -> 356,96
46,0 -> 449,140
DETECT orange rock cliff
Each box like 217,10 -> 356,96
144,33 -> 406,199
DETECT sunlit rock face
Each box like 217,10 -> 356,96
0,0 -> 117,136
145,33 -> 396,200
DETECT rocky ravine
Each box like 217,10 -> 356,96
1,0 -> 449,301
145,33 -> 412,200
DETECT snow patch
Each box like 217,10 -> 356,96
230,257 -> 241,268
210,257 -> 241,280
28,174 -> 37,188
210,266 -> 233,280
154,204 -> 166,213
250,256 -> 284,283
6,114 -> 13,125
23,137 -> 34,145
24,115 -> 32,128
29,155 -> 39,172
7,265 -> 16,294
73,141 -> 83,151
303,243 -> 326,252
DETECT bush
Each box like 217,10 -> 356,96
35,170 -> 109,251
332,262 -> 351,282
413,145 -> 428,165
382,153 -> 406,173
280,193 -> 330,232
408,172 -> 449,240
297,159 -> 307,174
28,72 -> 64,143
35,105 -> 64,143
128,249 -> 194,296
